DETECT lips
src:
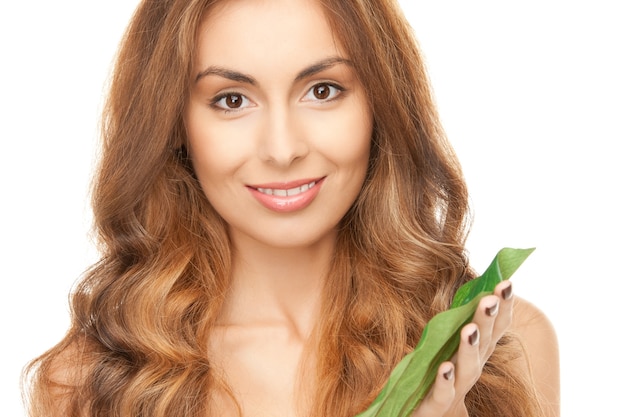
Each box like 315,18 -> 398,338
255,180 -> 317,197
247,177 -> 325,212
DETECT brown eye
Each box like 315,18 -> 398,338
225,94 -> 243,108
304,83 -> 344,102
313,84 -> 331,100
212,92 -> 251,111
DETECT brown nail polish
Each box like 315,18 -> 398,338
502,282 -> 513,300
486,302 -> 499,317
443,366 -> 454,381
468,328 -> 479,346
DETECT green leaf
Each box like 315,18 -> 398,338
451,247 -> 535,308
354,247 -> 534,417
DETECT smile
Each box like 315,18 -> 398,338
248,177 -> 325,213
256,181 -> 317,197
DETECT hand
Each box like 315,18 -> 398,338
410,280 -> 514,417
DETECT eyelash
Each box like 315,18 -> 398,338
209,93 -> 252,113
303,82 -> 346,103
209,82 -> 346,113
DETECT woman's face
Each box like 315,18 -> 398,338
185,0 -> 373,250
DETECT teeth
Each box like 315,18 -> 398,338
257,181 -> 316,197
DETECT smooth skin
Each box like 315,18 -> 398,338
185,1 -> 560,416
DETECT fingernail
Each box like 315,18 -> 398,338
443,365 -> 454,381
468,328 -> 479,346
485,302 -> 499,317
501,282 -> 513,300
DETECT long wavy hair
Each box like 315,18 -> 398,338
23,1 -> 546,416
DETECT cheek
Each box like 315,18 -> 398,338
186,113 -> 255,184
312,102 -> 372,168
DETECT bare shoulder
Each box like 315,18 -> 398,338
511,296 -> 560,417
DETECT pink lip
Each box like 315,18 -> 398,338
247,177 -> 325,213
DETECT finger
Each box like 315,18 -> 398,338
453,322 -> 481,390
492,281 -> 514,338
431,362 -> 456,406
411,362 -> 456,417
471,294 -> 499,356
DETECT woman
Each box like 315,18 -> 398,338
24,0 -> 559,416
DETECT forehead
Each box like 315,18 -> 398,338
194,0 -> 345,72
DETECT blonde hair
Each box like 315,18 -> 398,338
23,1 -> 546,416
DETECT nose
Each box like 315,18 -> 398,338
257,106 -> 309,167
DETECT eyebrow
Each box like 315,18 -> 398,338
294,57 -> 352,81
194,67 -> 256,85
194,56 -> 352,84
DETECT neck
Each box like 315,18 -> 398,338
217,230 -> 335,339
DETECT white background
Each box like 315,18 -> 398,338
1,1 -> 624,415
